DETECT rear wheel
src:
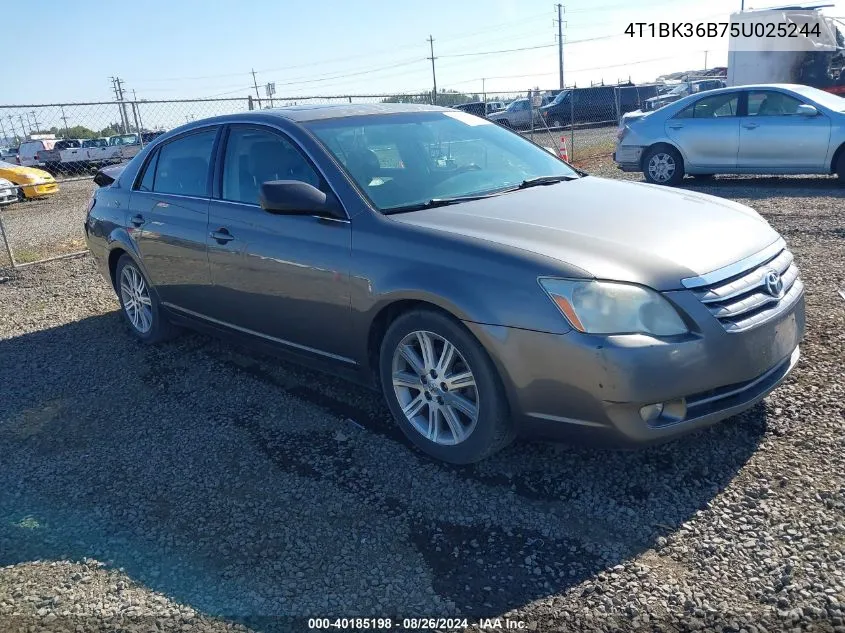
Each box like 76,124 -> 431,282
115,255 -> 178,344
643,145 -> 684,186
379,309 -> 515,464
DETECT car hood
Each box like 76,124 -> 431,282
388,176 -> 780,290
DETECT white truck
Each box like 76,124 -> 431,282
726,5 -> 844,95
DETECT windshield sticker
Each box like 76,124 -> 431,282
443,111 -> 492,126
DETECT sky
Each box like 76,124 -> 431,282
4,0 -> 845,106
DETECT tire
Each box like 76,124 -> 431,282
114,254 -> 178,344
836,151 -> 845,185
379,309 -> 515,464
499,119 -> 511,128
16,185 -> 26,202
643,145 -> 684,186
552,118 -> 562,128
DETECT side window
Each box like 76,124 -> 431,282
221,126 -> 321,205
152,129 -> 216,197
137,149 -> 159,192
747,91 -> 804,116
676,93 -> 739,119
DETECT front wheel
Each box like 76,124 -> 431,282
115,255 -> 178,344
836,151 -> 845,185
379,309 -> 515,464
643,145 -> 684,186
551,118 -> 562,128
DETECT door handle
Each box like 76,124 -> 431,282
668,124 -> 684,130
210,228 -> 235,244
742,123 -> 758,129
130,214 -> 144,227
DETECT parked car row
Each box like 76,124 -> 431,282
0,160 -> 59,205
2,131 -> 166,173
454,84 -> 666,130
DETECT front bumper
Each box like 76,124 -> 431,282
464,289 -> 805,446
22,182 -> 59,198
613,145 -> 644,172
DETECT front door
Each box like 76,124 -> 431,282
128,127 -> 218,311
737,90 -> 831,171
204,124 -> 354,362
666,91 -> 741,170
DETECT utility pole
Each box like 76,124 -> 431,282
427,35 -> 437,105
29,111 -> 40,134
555,4 -> 565,90
0,118 -> 6,144
116,77 -> 130,134
19,115 -> 28,138
60,106 -> 70,139
110,77 -> 128,133
8,116 -> 18,142
482,78 -> 486,104
251,69 -> 263,108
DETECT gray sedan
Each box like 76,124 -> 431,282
614,83 -> 845,185
85,103 -> 804,463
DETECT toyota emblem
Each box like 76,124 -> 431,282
763,269 -> 784,298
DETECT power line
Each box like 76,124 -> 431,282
438,42 -> 557,59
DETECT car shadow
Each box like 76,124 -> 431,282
0,312 -> 769,629
677,175 -> 842,199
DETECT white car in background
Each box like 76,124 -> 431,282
614,83 -> 845,185
0,177 -> 15,204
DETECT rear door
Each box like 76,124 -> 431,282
127,127 -> 218,311
666,91 -> 741,170
203,124 -> 354,361
737,89 -> 831,171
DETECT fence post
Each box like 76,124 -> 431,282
614,87 -> 621,124
0,204 -> 15,269
248,95 -> 254,111
131,102 -> 144,148
570,88 -> 575,161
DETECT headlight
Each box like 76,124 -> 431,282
0,178 -> 12,187
539,278 -> 688,336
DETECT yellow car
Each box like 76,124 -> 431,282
0,160 -> 60,200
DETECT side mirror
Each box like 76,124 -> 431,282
796,104 -> 819,117
259,180 -> 342,217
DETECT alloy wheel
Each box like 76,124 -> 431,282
391,330 -> 479,446
119,265 -> 153,334
647,152 -> 676,183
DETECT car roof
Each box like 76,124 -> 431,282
257,102 -> 451,122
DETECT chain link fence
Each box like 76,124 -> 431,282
0,85 -> 667,270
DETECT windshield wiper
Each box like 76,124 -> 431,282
383,194 -> 497,214
517,175 -> 579,189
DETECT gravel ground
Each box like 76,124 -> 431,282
0,178 -> 93,266
0,164 -> 843,633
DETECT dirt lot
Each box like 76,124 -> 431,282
0,162 -> 843,633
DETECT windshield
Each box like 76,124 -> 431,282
306,111 -> 578,212
550,90 -> 570,105
667,84 -> 688,96
506,99 -> 526,112
790,85 -> 845,112
109,134 -> 138,146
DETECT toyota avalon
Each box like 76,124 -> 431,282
84,104 -> 804,464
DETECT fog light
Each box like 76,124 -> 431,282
639,403 -> 664,422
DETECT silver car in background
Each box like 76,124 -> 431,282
614,84 -> 845,185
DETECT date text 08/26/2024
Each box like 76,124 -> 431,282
307,617 -> 527,630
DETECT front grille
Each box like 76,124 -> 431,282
690,246 -> 802,333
